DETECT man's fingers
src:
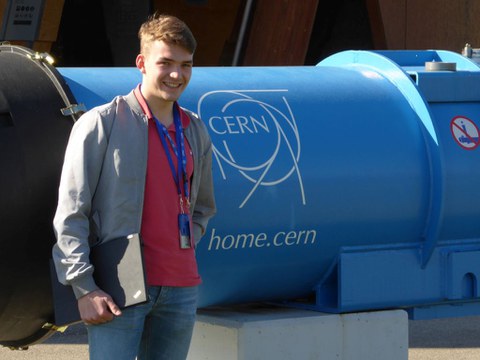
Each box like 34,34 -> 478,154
105,298 -> 122,316
78,290 -> 121,324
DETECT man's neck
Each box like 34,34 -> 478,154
149,97 -> 175,127
153,109 -> 174,127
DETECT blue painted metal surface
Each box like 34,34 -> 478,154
55,50 -> 480,319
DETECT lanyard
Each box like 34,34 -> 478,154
133,85 -> 190,213
153,108 -> 190,208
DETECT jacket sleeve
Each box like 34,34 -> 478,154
192,137 -> 216,244
52,110 -> 109,299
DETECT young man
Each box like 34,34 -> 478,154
52,14 -> 216,360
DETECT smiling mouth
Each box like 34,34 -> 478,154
164,82 -> 182,88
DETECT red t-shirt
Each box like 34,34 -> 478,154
140,105 -> 201,287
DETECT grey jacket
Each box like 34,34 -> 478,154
52,90 -> 216,299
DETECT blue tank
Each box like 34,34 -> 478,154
1,45 -> 480,347
58,50 -> 480,317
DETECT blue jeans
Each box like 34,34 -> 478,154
87,286 -> 198,360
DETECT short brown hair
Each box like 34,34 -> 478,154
138,13 -> 197,55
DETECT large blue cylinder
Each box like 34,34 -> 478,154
2,45 -> 480,347
63,66 -> 423,293
57,51 -> 480,312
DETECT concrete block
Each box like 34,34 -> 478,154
187,305 -> 408,360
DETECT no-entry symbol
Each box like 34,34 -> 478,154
450,116 -> 480,150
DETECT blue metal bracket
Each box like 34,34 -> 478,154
283,240 -> 480,320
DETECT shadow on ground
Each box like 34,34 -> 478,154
44,323 -> 87,345
409,316 -> 480,348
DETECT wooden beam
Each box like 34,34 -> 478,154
376,0 -> 407,49
242,0 -> 320,65
365,0 -> 387,49
406,0 -> 480,51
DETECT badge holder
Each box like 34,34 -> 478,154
179,213 -> 192,249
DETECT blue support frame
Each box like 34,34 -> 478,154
287,240 -> 480,319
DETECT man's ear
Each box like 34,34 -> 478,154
136,54 -> 145,73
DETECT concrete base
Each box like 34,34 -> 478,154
187,305 -> 408,360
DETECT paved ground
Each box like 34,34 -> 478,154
1,315 -> 480,359
0,324 -> 88,360
408,315 -> 480,360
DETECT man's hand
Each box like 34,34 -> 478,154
78,289 -> 122,325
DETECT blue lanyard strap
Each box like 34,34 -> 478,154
133,85 -> 190,212
153,106 -> 190,208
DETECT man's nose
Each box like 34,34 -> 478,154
170,66 -> 181,78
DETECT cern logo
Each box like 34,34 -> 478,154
197,89 -> 305,208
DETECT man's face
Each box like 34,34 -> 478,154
136,40 -> 193,104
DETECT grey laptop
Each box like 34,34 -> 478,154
50,233 -> 147,326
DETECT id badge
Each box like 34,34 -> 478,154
178,213 -> 192,249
